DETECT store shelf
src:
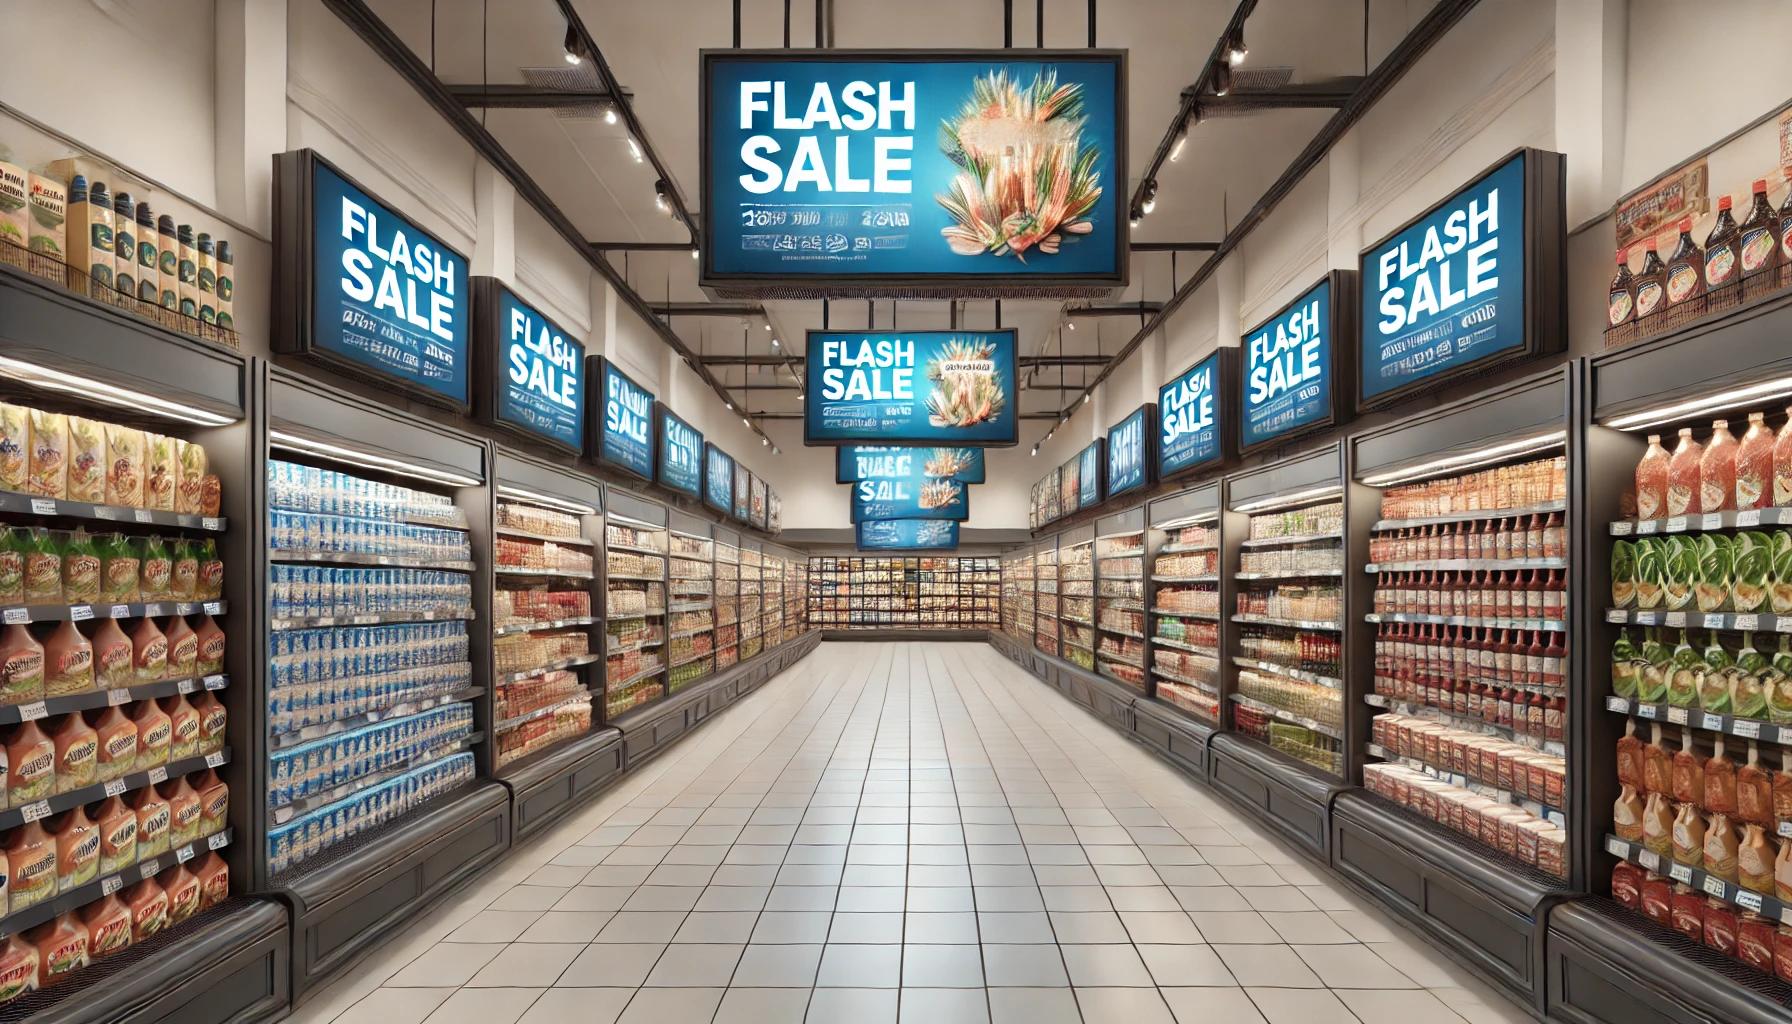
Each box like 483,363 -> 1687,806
1367,743 -> 1566,827
1364,558 -> 1566,572
497,566 -> 597,580
497,653 -> 601,684
1099,624 -> 1145,639
0,489 -> 226,532
1605,835 -> 1792,923
495,691 -> 594,733
3,598 -> 225,626
1233,657 -> 1342,689
1373,500 -> 1565,531
1097,651 -> 1144,668
1229,694 -> 1343,739
1060,616 -> 1094,627
1152,636 -> 1215,656
668,626 -> 713,639
670,650 -> 713,669
0,829 -> 231,941
270,736 -> 477,824
1160,543 -> 1218,554
271,609 -> 471,629
1604,695 -> 1792,745
1611,508 -> 1792,536
1366,612 -> 1566,632
1365,692 -> 1565,755
669,601 -> 712,613
496,526 -> 594,547
494,616 -> 600,637
1152,667 -> 1219,693
1238,532 -> 1343,548
1154,608 -> 1219,620
2,748 -> 228,831
1230,614 -> 1342,631
607,607 -> 667,619
608,664 -> 667,689
1236,568 -> 1346,580
1604,607 -> 1789,632
271,550 -> 475,571
0,672 -> 226,726
272,687 -> 482,748
1152,574 -> 1218,583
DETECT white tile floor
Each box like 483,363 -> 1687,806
289,642 -> 1534,1024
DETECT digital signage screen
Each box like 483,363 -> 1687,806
1106,405 -> 1153,498
850,470 -> 969,522
769,493 -> 782,533
734,467 -> 752,522
1059,455 -> 1080,514
805,329 -> 1018,446
655,405 -> 703,499
750,477 -> 769,530
1077,440 -> 1103,509
590,357 -> 655,481
1240,272 -> 1352,455
835,445 -> 985,484
701,50 -> 1127,296
472,279 -> 584,454
856,519 -> 960,551
273,149 -> 470,409
1358,149 -> 1564,410
1158,350 -> 1232,478
703,443 -> 734,515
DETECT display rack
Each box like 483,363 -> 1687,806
785,555 -> 806,641
1059,530 -> 1096,670
805,556 -> 1001,629
740,544 -> 763,659
761,552 -> 784,650
1095,509 -> 1147,693
1001,548 -> 1034,646
714,528 -> 740,669
1148,485 -> 1222,725
1035,541 -> 1060,657
602,492 -> 668,719
666,514 -> 715,693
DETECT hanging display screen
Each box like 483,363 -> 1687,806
590,357 -> 655,480
805,329 -> 1018,445
1078,440 -> 1103,509
1059,454 -> 1080,513
704,443 -> 734,515
1043,466 -> 1061,523
734,467 -> 753,522
850,470 -> 970,521
1240,273 -> 1350,454
473,279 -> 584,454
1106,404 -> 1153,498
769,493 -> 782,533
856,518 -> 960,550
274,149 -> 471,409
1358,149 -> 1563,410
751,476 -> 769,529
835,445 -> 985,484
1158,351 -> 1229,477
701,50 -> 1127,295
655,405 -> 703,498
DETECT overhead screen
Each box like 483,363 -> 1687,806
805,329 -> 1017,446
836,445 -> 985,484
1106,405 -> 1153,498
856,519 -> 960,550
591,357 -> 655,481
655,405 -> 703,498
703,443 -> 734,515
1240,273 -> 1351,454
474,279 -> 585,454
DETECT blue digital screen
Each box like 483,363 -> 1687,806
704,443 -> 734,514
656,406 -> 703,498
856,519 -> 960,550
1158,354 -> 1221,476
751,477 -> 768,529
1242,277 -> 1334,450
704,54 -> 1123,284
835,445 -> 985,483
308,157 -> 469,405
850,469 -> 970,522
1059,455 -> 1080,513
734,467 -> 752,522
1360,152 -> 1528,404
1078,441 -> 1102,509
805,330 -> 1017,445
1107,406 -> 1150,497
595,358 -> 654,480
494,286 -> 584,451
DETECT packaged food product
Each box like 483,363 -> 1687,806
193,615 -> 224,676
160,776 -> 200,848
1668,428 -> 1704,517
0,405 -> 27,496
168,539 -> 197,602
200,474 -> 220,517
130,699 -> 169,771
195,540 -> 222,600
5,822 -> 54,911
1738,412 -> 1774,510
1616,721 -> 1642,787
1672,800 -> 1706,865
136,535 -> 170,601
1706,739 -> 1739,815
123,878 -> 167,943
51,713 -> 97,794
163,615 -> 196,679
194,767 -> 227,835
6,720 -> 54,807
1705,812 -> 1741,882
42,621 -> 93,698
1740,823 -> 1775,894
92,795 -> 137,875
80,892 -> 131,960
1739,743 -> 1774,825
1642,791 -> 1673,856
1741,911 -> 1778,972
131,786 -> 169,859
1670,884 -> 1705,941
26,914 -> 87,987
1641,872 -> 1672,925
1614,784 -> 1644,842
22,528 -> 60,604
1705,897 -> 1740,956
175,439 -> 206,515
1642,727 -> 1672,795
0,527 -> 24,605
58,530 -> 100,605
1776,925 -> 1792,983
193,850 -> 228,909
1636,434 -> 1668,520
90,618 -> 131,691
143,434 -> 175,511
92,706 -> 137,782
0,935 -> 39,1005
52,806 -> 98,893
159,862 -> 199,924
103,423 -> 143,508
131,616 -> 167,682
163,694 -> 198,760
1671,731 -> 1705,807
64,417 -> 104,503
100,532 -> 139,603
0,623 -> 45,706
192,689 -> 225,754
26,410 -> 66,499
1611,860 -> 1642,908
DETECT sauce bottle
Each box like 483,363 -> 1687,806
175,224 -> 198,319
1607,248 -> 1635,329
80,892 -> 132,960
0,935 -> 39,1005
59,530 -> 100,605
1741,179 -> 1780,284
192,767 -> 228,835
52,806 -> 99,893
193,850 -> 229,909
92,707 -> 137,782
1668,427 -> 1705,516
90,618 -> 132,690
5,821 -> 55,911
1702,419 -> 1740,513
1634,239 -> 1668,321
1739,412 -> 1775,510
191,688 -> 225,754
168,540 -> 197,602
162,694 -> 198,761
0,624 -> 44,706
101,533 -> 139,603
1666,218 -> 1706,308
162,616 -> 196,679
215,240 -> 235,330
42,621 -> 93,697
51,713 -> 97,794
196,539 -> 223,600
131,785 -> 170,859
130,617 -> 167,683
1705,195 -> 1741,293
134,202 -> 159,305
123,878 -> 167,943
92,795 -> 137,874
26,914 -> 87,987
110,190 -> 135,299
159,775 -> 200,848
130,699 -> 170,771
159,862 -> 200,924
63,176 -> 113,291
1776,408 -> 1792,507
156,215 -> 179,311
195,232 -> 217,324
193,615 -> 224,675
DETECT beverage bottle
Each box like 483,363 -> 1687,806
1608,248 -> 1636,329
1543,512 -> 1565,560
1738,412 -> 1774,510
1666,218 -> 1707,308
1740,179 -> 1780,283
1668,427 -> 1705,516
1705,195 -> 1741,292
0,625 -> 43,706
1634,239 -> 1669,320
1776,408 -> 1792,506
42,621 -> 93,697
1702,419 -> 1740,513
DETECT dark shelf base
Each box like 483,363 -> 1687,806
821,629 -> 993,642
501,728 -> 624,843
1208,733 -> 1343,862
281,781 -> 511,1002
1,898 -> 288,1024
1130,698 -> 1216,778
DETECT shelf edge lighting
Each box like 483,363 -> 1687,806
0,354 -> 236,426
496,484 -> 599,517
269,429 -> 482,487
1156,512 -> 1219,530
1232,484 -> 1342,515
1360,430 -> 1565,488
1602,376 -> 1792,431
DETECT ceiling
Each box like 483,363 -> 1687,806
365,0 -> 1435,430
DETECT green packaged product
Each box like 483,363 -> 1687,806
0,526 -> 23,605
1768,635 -> 1792,724
1612,540 -> 1637,608
1699,631 -> 1736,714
1661,536 -> 1697,610
1695,533 -> 1734,613
1772,532 -> 1792,615
1634,538 -> 1665,609
1611,628 -> 1641,699
60,529 -> 100,604
1637,628 -> 1672,703
1733,532 -> 1773,612
1732,632 -> 1770,719
21,528 -> 60,604
1667,630 -> 1703,708
100,533 -> 139,602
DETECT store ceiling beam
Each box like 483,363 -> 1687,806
1130,241 -> 1222,252
650,303 -> 765,318
1188,78 -> 1362,111
592,241 -> 698,252
1128,0 -> 1257,218
444,84 -> 628,109
1066,303 -> 1164,317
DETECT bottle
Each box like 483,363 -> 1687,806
52,806 -> 98,892
63,176 -> 114,291
175,225 -> 198,319
1668,427 -> 1705,516
162,694 -> 198,760
60,529 -> 100,605
193,850 -> 229,910
1705,195 -> 1740,293
123,878 -> 167,943
5,821 -> 55,911
193,615 -> 225,676
130,617 -> 167,682
130,698 -> 170,772
0,625 -> 43,706
1608,248 -> 1635,329
195,232 -> 216,324
1739,412 -> 1775,510
1634,240 -> 1668,320
159,775 -> 200,848
51,713 -> 97,794
92,795 -> 137,874
110,190 -> 135,298
137,535 -> 170,601
192,766 -> 228,835
131,785 -> 170,859
1666,218 -> 1706,308
42,621 -> 93,697
79,892 -> 132,960
1702,419 -> 1740,513
0,934 -> 39,1005
92,706 -> 137,781
169,539 -> 197,601
101,532 -> 139,603
134,202 -> 159,305
162,616 -> 196,679
1777,408 -> 1792,507
24,912 -> 86,987
160,862 -> 200,924
1741,179 -> 1780,284
214,240 -> 234,330
22,528 -> 61,605
156,215 -> 179,311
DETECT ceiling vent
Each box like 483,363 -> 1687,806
520,65 -> 608,120
1206,65 -> 1295,117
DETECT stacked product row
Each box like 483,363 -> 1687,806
493,500 -> 595,770
1095,529 -> 1145,691
604,517 -> 667,717
668,532 -> 715,692
1058,540 -> 1095,671
805,557 -> 1000,629
1151,519 -> 1219,724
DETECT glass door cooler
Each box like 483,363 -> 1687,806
666,515 -> 715,693
1095,509 -> 1148,693
601,492 -> 669,720
1148,484 -> 1223,726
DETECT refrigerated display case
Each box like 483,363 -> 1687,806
1096,510 -> 1147,692
1035,541 -> 1059,658
1059,532 -> 1095,670
666,517 -> 715,693
1148,486 -> 1222,725
715,530 -> 740,669
602,493 -> 668,718
740,544 -> 762,659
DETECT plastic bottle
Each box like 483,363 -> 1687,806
1668,427 -> 1705,516
130,617 -> 167,682
80,892 -> 132,960
0,624 -> 44,706
1666,217 -> 1707,308
1740,179 -> 1780,284
41,621 -> 93,697
1608,248 -> 1635,329
1702,419 -> 1740,513
90,618 -> 131,690
1776,408 -> 1792,507
52,806 -> 99,892
26,914 -> 87,987
1634,240 -> 1668,320
51,713 -> 97,794
130,699 -> 169,772
5,821 -> 55,911
92,707 -> 137,782
1739,412 -> 1775,510
1705,195 -> 1741,292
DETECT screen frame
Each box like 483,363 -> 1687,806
471,277 -> 585,456
833,445 -> 987,484
1106,403 -> 1156,499
855,519 -> 961,551
653,403 -> 704,499
803,328 -> 1021,446
587,355 -> 657,483
1238,270 -> 1357,458
702,442 -> 735,516
1156,347 -> 1236,481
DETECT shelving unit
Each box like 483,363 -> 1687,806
666,517 -> 715,693
1095,510 -> 1147,693
1059,532 -> 1095,671
762,552 -> 784,651
1147,486 -> 1222,726
805,556 -> 1001,629
740,545 -> 763,659
1035,541 -> 1059,657
603,495 -> 669,719
714,529 -> 740,669
1001,548 -> 1034,646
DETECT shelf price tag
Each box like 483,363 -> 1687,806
106,689 -> 129,707
1778,617 -> 1792,634
1606,696 -> 1628,713
144,604 -> 164,617
93,505 -> 116,521
148,767 -> 168,785
1606,609 -> 1628,624
2,609 -> 26,626
205,752 -> 224,768
133,509 -> 152,524
1736,720 -> 1762,739
207,833 -> 228,851
1702,514 -> 1724,531
1670,863 -> 1694,884
1704,614 -> 1728,629
1703,713 -> 1725,731
17,702 -> 46,722
204,675 -> 225,690
201,517 -> 221,531
1607,837 -> 1628,858
203,602 -> 221,615
1665,612 -> 1687,627
103,778 -> 127,797
1668,707 -> 1689,725
1638,849 -> 1660,871
1737,890 -> 1765,913
108,605 -> 129,620
177,678 -> 196,694
1638,519 -> 1659,534
19,801 -> 50,823
1611,522 -> 1633,536
1636,703 -> 1658,720
176,844 -> 194,864
139,858 -> 159,876
101,875 -> 122,896
28,499 -> 55,516
1703,875 -> 1729,898
1739,509 -> 1763,528
1667,516 -> 1689,532
1735,615 -> 1760,632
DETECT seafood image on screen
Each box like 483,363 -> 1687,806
918,479 -> 963,510
924,338 -> 1006,429
924,447 -> 976,478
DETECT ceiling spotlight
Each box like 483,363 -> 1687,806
762,323 -> 772,332
654,180 -> 670,213
1129,208 -> 1142,229
796,392 -> 804,401
627,137 -> 643,163
771,337 -> 780,349
690,247 -> 699,260
1030,444 -> 1039,456
742,417 -> 750,426
772,446 -> 780,454
1066,320 -> 1076,331
725,401 -> 733,411
603,103 -> 618,125
1141,180 -> 1158,215
1227,27 -> 1248,66
1082,393 -> 1091,405
762,437 -> 769,446
1213,62 -> 1232,97
562,24 -> 583,64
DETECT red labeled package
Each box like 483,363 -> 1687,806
1670,885 -> 1705,942
1641,873 -> 1673,926
1775,925 -> 1792,983
1611,861 -> 1643,909
1705,897 -> 1740,956
1740,912 -> 1777,972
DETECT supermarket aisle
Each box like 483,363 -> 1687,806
290,642 -> 1529,1024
